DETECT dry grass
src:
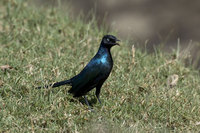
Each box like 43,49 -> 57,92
0,1 -> 200,132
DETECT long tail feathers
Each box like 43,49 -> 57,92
36,80 -> 71,89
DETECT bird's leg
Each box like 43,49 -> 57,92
84,96 -> 93,111
96,90 -> 101,104
96,85 -> 102,104
96,95 -> 101,104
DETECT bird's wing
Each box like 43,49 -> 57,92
69,60 -> 102,95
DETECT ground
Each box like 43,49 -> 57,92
0,1 -> 200,132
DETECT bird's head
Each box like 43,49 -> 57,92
101,35 -> 120,48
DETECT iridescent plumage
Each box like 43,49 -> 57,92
37,35 -> 120,109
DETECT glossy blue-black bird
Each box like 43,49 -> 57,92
37,35 -> 120,108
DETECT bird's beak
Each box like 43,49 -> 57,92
115,39 -> 120,46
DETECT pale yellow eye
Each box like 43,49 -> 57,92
107,38 -> 110,42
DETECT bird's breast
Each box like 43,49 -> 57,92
97,54 -> 113,70
100,55 -> 107,64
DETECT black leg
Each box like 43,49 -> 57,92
84,96 -> 93,111
96,83 -> 103,104
96,94 -> 101,104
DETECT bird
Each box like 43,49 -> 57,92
37,35 -> 120,109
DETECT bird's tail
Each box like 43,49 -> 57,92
36,80 -> 72,89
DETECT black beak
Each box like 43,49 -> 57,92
115,39 -> 120,45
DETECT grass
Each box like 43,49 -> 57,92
0,0 -> 200,132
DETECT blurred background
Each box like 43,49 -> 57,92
33,0 -> 200,68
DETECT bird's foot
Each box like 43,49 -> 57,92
84,96 -> 95,112
97,97 -> 102,105
88,107 -> 95,112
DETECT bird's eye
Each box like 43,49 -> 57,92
107,38 -> 110,42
